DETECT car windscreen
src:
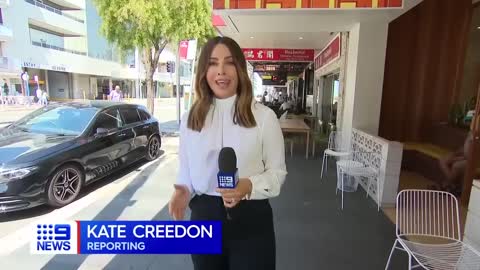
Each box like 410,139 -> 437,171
13,106 -> 98,136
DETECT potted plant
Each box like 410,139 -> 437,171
448,103 -> 464,126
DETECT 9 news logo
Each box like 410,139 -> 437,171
31,222 -> 78,254
218,176 -> 234,188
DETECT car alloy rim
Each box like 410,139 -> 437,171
149,137 -> 160,159
53,168 -> 80,202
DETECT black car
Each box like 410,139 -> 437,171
0,101 -> 161,213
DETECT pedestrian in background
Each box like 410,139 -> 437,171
3,79 -> 9,96
36,88 -> 43,104
109,85 -> 123,101
41,90 -> 48,106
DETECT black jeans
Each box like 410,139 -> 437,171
189,195 -> 276,270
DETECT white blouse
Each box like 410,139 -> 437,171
176,94 -> 287,200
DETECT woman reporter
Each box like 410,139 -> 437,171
168,36 -> 287,270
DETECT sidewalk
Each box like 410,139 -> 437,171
159,121 -> 180,137
0,104 -> 41,125
125,98 -> 183,137
40,144 -> 406,269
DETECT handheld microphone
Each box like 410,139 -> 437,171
217,147 -> 239,220
217,147 -> 239,189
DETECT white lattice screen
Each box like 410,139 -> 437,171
350,128 -> 402,207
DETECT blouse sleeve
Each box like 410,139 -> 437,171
176,113 -> 194,194
248,109 -> 288,200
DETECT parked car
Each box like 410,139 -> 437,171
0,101 -> 161,213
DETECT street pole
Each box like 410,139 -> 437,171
135,48 -> 141,99
188,40 -> 198,111
188,59 -> 195,111
176,43 -> 181,125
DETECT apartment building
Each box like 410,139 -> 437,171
0,0 -> 189,100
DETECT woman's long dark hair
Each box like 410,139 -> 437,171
187,36 -> 256,131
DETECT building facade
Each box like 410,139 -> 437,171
0,0 -> 187,100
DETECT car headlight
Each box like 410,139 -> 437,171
0,166 -> 38,182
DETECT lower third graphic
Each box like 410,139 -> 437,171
31,222 -> 78,254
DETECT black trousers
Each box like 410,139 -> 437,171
189,194 -> 276,270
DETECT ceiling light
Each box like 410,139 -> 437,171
477,26 -> 480,29
250,36 -> 254,39
299,37 -> 304,40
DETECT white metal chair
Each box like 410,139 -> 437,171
311,120 -> 329,157
336,151 -> 381,210
280,111 -> 295,157
284,134 -> 296,157
385,189 -> 480,270
320,131 -> 350,179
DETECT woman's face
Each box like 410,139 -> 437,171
206,44 -> 239,99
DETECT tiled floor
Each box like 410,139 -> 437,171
269,147 -> 408,269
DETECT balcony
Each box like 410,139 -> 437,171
0,56 -> 21,73
25,0 -> 84,23
0,0 -> 10,7
0,56 -> 7,69
0,24 -> 12,41
46,0 -> 82,10
32,40 -> 86,56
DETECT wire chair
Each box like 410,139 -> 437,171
385,189 -> 480,270
336,151 -> 381,210
321,130 -> 350,179
284,134 -> 301,157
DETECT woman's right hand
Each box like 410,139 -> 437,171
168,184 -> 190,220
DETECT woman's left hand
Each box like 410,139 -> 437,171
216,178 -> 252,208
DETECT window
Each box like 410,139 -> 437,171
29,27 -> 64,49
92,109 -> 122,132
137,108 -> 151,121
15,106 -> 98,135
119,108 -> 141,125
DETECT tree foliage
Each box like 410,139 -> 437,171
93,0 -> 215,112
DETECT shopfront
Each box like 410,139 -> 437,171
313,33 -> 344,131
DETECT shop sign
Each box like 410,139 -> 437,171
314,34 -> 341,71
242,48 -> 314,62
22,61 -> 69,72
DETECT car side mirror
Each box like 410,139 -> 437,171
95,127 -> 109,136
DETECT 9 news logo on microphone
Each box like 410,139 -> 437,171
31,222 -> 78,254
217,147 -> 239,189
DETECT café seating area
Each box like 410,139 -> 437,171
401,123 -> 480,195
275,112 -> 480,269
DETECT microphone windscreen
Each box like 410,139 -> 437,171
218,147 -> 237,173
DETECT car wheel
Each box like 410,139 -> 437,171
146,135 -> 161,161
46,164 -> 84,207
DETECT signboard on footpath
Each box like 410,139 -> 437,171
179,41 -> 189,60
179,40 -> 198,61
242,48 -> 314,62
